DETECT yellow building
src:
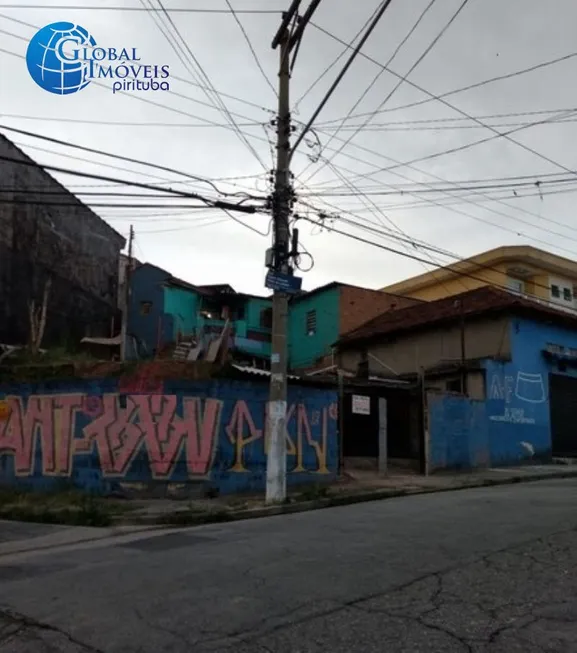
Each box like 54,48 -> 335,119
381,245 -> 577,310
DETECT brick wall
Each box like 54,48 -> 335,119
339,286 -> 420,337
0,135 -> 125,346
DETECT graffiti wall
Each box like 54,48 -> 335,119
484,317 -> 577,465
0,378 -> 338,495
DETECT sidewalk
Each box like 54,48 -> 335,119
114,463 -> 577,527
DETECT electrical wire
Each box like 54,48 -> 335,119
299,0 -> 443,183
291,4 -> 382,114
0,123 -> 267,200
224,0 -> 277,97
0,5 -> 281,13
150,0 -> 269,171
0,114 -> 264,129
0,153 -> 264,213
314,48 -> 577,125
301,153 -> 577,252
364,107 -> 577,177
296,211 -> 577,302
322,158 -> 469,294
292,123 -> 577,238
291,0 -> 395,158
309,21 -> 577,179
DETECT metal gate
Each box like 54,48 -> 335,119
549,373 -> 577,456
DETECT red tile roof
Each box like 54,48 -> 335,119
337,285 -> 577,348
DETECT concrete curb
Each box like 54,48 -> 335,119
123,468 -> 577,528
0,525 -> 165,559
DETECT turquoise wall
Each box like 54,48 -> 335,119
163,286 -> 199,338
288,287 -> 340,369
246,298 -> 272,329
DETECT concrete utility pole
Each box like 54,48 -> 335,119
265,9 -> 297,504
120,224 -> 134,362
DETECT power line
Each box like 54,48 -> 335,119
291,0 -> 395,158
0,114 -> 265,128
314,48 -> 577,125
0,42 -> 271,143
0,123 -> 266,200
291,118 -> 577,239
0,16 -> 273,122
299,169 -> 577,192
224,0 -> 277,97
364,107 -> 577,177
300,0 -> 446,184
309,21 -> 577,178
291,5 -> 381,113
316,107 -> 577,128
151,0 -> 269,171
301,176 -> 577,197
322,157 -> 467,294
0,153 -> 263,212
296,212 -> 577,302
0,5 -> 281,12
321,117 -> 577,235
1,15 -> 273,173
307,153 -> 577,255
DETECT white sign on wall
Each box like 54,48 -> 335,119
352,394 -> 370,415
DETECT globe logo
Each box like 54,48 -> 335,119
26,22 -> 96,95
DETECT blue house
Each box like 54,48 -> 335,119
126,265 -> 272,362
335,286 -> 577,469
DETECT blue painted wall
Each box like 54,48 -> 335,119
0,378 -> 338,496
429,394 -> 489,471
127,264 -> 174,359
430,316 -> 577,470
288,287 -> 340,370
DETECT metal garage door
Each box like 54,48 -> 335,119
549,374 -> 577,457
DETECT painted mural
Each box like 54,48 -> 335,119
0,379 -> 338,495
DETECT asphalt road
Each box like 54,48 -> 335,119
1,478 -> 576,653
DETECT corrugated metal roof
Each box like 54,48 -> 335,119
231,364 -> 300,380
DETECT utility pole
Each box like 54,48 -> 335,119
265,8 -> 296,504
120,224 -> 134,362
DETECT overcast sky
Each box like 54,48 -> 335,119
2,0 -> 577,295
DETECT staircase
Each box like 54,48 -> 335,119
173,339 -> 196,361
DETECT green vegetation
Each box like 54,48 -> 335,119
0,487 -> 132,527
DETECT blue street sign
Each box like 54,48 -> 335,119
265,270 -> 303,293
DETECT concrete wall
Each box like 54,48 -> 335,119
0,378 -> 338,495
0,135 -> 125,346
338,315 -> 511,377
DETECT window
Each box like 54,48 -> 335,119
306,310 -> 317,336
260,307 -> 273,329
551,284 -> 561,298
140,301 -> 152,315
563,287 -> 573,302
507,278 -> 524,295
446,378 -> 463,393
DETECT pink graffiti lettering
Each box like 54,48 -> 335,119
0,395 -> 83,475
